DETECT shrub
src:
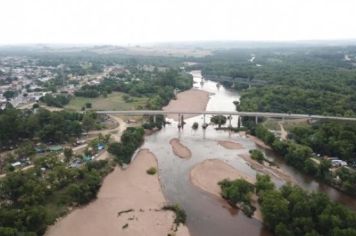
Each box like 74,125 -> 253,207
162,204 -> 187,227
249,149 -> 264,163
146,167 -> 157,175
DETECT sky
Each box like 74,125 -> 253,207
1,0 -> 356,45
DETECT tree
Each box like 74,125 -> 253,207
3,90 -> 16,101
108,142 -> 122,156
85,102 -> 92,109
304,159 -> 318,176
255,174 -> 275,195
210,115 -> 227,128
64,148 -> 73,162
32,103 -> 40,109
82,113 -> 96,131
275,223 -> 294,236
249,149 -> 264,163
260,190 -> 290,230
15,141 -> 35,158
218,179 -> 254,205
318,159 -> 331,179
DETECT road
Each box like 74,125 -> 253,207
278,121 -> 288,141
72,115 -> 127,157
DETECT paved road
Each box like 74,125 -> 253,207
96,110 -> 356,122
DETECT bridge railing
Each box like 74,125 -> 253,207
95,110 -> 356,122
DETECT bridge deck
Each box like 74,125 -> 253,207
95,110 -> 356,122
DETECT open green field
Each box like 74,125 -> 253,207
65,92 -> 147,111
263,118 -> 310,131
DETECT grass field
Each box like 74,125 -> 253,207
263,118 -> 310,131
65,92 -> 147,111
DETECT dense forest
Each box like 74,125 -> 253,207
0,107 -> 97,149
0,156 -> 112,235
256,174 -> 356,236
289,121 -> 356,161
250,123 -> 356,195
218,174 -> 356,235
196,46 -> 356,116
257,175 -> 356,236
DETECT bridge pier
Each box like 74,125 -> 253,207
153,115 -> 157,123
181,114 -> 185,129
177,114 -> 181,129
228,115 -> 232,128
238,116 -> 241,128
255,116 -> 258,124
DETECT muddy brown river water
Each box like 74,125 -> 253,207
141,70 -> 356,236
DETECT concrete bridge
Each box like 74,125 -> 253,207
96,110 -> 356,121
96,110 -> 356,128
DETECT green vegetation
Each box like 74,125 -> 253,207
0,107 -> 95,149
218,178 -> 255,217
40,94 -> 70,108
252,124 -> 356,195
256,175 -> 356,236
249,149 -> 265,163
3,90 -> 17,100
108,127 -> 145,165
198,47 -> 356,195
74,69 -> 192,110
0,155 -> 112,235
162,204 -> 187,228
146,167 -> 157,175
65,92 -> 147,111
116,69 -> 192,110
210,115 -> 227,128
255,174 -> 275,194
142,115 -> 165,130
290,121 -> 356,162
199,47 -> 356,117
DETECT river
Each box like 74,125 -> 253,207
142,70 -> 356,236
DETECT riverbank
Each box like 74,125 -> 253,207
189,159 -> 262,221
170,138 -> 192,159
46,149 -> 190,236
163,89 -> 210,121
246,134 -> 272,150
239,153 -> 294,184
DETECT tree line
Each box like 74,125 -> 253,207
250,122 -> 356,196
0,107 -> 97,149
74,69 -> 193,110
0,155 -> 112,235
257,175 -> 356,236
219,174 -> 356,236
196,47 -> 356,117
108,127 -> 145,165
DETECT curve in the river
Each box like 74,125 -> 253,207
143,70 -> 356,236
